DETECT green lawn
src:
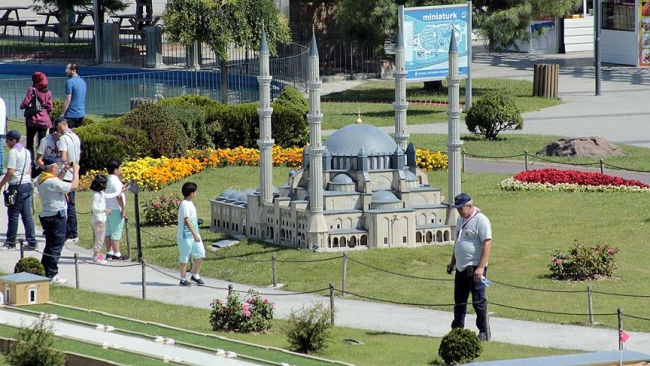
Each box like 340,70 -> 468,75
321,79 -> 563,129
0,288 -> 577,366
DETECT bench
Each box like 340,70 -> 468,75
34,23 -> 93,41
0,19 -> 34,36
33,23 -> 58,41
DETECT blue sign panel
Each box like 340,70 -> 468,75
403,5 -> 470,81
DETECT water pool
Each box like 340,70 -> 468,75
0,64 -> 282,118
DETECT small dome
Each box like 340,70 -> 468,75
236,192 -> 248,204
228,190 -> 241,201
404,170 -> 418,181
255,186 -> 280,194
331,174 -> 354,184
371,190 -> 400,203
325,124 -> 397,156
219,188 -> 236,199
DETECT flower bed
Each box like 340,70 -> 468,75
81,146 -> 448,191
499,168 -> 650,193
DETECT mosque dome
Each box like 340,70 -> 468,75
331,174 -> 354,184
404,170 -> 418,181
371,190 -> 400,203
219,188 -> 237,200
325,123 -> 397,156
236,192 -> 248,204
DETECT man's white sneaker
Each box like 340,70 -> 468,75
50,276 -> 68,285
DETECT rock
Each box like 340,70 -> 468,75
537,137 -> 626,157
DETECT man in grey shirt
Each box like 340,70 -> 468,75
55,117 -> 81,245
447,193 -> 493,341
0,130 -> 37,250
35,154 -> 80,284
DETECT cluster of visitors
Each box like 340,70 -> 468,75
1,62 -> 206,287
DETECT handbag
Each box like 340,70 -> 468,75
3,150 -> 28,207
23,88 -> 43,118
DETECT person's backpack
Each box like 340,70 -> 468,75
24,88 -> 43,118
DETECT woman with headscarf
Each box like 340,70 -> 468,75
20,71 -> 54,161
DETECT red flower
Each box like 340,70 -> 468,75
556,259 -> 563,265
513,168 -> 650,188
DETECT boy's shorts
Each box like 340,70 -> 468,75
177,238 -> 206,264
105,210 -> 125,240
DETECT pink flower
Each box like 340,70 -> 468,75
607,248 -> 615,255
556,259 -> 563,266
153,201 -> 160,208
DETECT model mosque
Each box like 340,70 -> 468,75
210,30 -> 459,252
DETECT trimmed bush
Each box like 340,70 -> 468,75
271,104 -> 309,147
123,103 -> 189,158
49,99 -> 63,122
158,95 -> 216,149
210,290 -> 274,333
14,257 -> 45,276
75,119 -> 154,171
465,93 -> 523,140
549,241 -> 619,280
284,302 -> 333,354
273,85 -> 309,116
6,316 -> 66,366
218,103 -> 259,148
143,193 -> 181,226
438,328 -> 482,365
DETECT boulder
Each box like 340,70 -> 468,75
537,137 -> 626,157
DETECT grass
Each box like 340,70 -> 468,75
320,79 -> 563,130
0,287 -> 577,366
44,161 -> 650,335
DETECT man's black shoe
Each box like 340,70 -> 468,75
179,279 -> 192,287
478,332 -> 488,342
190,276 -> 205,286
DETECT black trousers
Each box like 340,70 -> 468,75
451,265 -> 488,334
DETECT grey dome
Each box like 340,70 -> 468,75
228,190 -> 241,200
219,188 -> 237,199
372,190 -> 400,203
325,124 -> 397,156
236,192 -> 248,204
404,170 -> 418,181
331,174 -> 354,184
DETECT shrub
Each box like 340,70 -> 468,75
218,103 -> 259,148
210,289 -> 274,333
75,119 -> 154,171
549,241 -> 619,280
273,85 -> 309,116
284,302 -> 333,354
6,315 -> 66,366
438,328 -> 482,365
143,193 -> 181,226
465,93 -> 523,140
159,96 -> 214,149
123,103 -> 189,158
271,104 -> 309,147
14,257 -> 46,276
49,99 -> 63,122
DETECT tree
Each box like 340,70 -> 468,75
32,0 -> 128,43
163,0 -> 291,103
473,0 -> 581,50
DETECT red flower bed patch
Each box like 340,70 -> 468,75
513,168 -> 650,188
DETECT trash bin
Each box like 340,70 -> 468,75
102,22 -> 120,63
145,25 -> 162,68
532,64 -> 559,98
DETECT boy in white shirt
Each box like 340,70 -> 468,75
177,182 -> 205,286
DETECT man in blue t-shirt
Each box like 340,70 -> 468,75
60,63 -> 86,128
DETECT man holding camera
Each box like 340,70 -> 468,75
35,154 -> 80,284
55,117 -> 81,246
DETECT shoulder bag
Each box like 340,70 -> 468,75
23,88 -> 43,118
4,150 -> 28,207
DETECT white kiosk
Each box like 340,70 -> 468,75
601,0 -> 650,66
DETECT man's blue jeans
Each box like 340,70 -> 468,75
451,265 -> 488,334
66,190 -> 77,239
40,213 -> 66,279
5,183 -> 37,246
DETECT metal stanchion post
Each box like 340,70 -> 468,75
617,308 -> 623,350
600,159 -> 604,174
341,252 -> 348,297
329,283 -> 335,326
228,284 -> 233,297
124,217 -> 131,260
272,254 -> 277,287
74,253 -> 80,289
524,150 -> 529,171
141,259 -> 146,299
587,286 -> 594,324
19,239 -> 24,259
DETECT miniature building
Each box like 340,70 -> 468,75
0,272 -> 50,306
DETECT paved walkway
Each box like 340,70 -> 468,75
1,47 -> 650,363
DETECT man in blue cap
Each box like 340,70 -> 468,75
35,153 -> 80,285
447,193 -> 493,341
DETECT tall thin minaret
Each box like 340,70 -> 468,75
393,6 -> 409,151
306,30 -> 328,251
446,29 -> 462,225
257,30 -> 274,206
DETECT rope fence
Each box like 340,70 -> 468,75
461,149 -> 650,174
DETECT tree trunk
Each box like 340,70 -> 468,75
220,57 -> 228,104
423,80 -> 443,92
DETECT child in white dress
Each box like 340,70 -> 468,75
90,174 -> 124,264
